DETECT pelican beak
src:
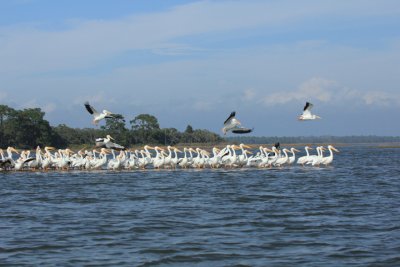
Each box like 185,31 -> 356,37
202,150 -> 210,156
243,145 -> 252,149
333,147 -> 340,152
294,149 -> 301,152
110,136 -> 115,140
246,151 -> 253,155
11,148 -> 20,154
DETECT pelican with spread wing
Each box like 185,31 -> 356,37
84,101 -> 115,125
222,111 -> 253,135
96,135 -> 125,150
298,102 -> 321,121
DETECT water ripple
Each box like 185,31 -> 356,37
0,146 -> 399,266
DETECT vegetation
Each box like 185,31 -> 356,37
0,105 -> 223,148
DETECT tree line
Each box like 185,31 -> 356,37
0,105 -> 223,149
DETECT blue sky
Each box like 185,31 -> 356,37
1,0 -> 400,136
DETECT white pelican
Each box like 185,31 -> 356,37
236,144 -> 252,167
288,148 -> 301,164
208,147 -> 222,168
297,146 -> 313,166
0,149 -> 13,170
222,111 -> 253,135
153,146 -> 167,169
96,135 -> 125,150
274,148 -> 290,167
84,101 -> 115,125
41,147 -> 55,170
321,145 -> 339,166
309,146 -> 325,166
298,102 -> 321,121
178,148 -> 190,168
170,147 -> 182,168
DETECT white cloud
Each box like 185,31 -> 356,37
73,91 -> 117,106
363,91 -> 400,106
18,99 -> 57,113
263,77 -> 335,105
262,77 -> 400,107
243,89 -> 256,101
1,0 -> 399,74
42,103 -> 56,113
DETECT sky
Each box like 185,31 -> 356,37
0,0 -> 399,136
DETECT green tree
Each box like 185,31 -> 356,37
130,114 -> 160,131
130,114 -> 160,144
0,105 -> 15,147
184,125 -> 194,134
101,114 -> 129,146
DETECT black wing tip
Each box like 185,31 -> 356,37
84,102 -> 94,114
223,111 -> 236,125
304,102 -> 311,111
231,127 -> 252,134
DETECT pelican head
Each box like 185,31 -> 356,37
7,147 -> 19,154
239,143 -> 251,149
328,145 -> 340,152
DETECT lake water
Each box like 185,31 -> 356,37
1,146 -> 399,266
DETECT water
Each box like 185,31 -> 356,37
1,146 -> 399,266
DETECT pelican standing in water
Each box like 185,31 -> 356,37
298,102 -> 321,121
222,111 -> 253,135
321,145 -> 340,166
84,101 -> 115,125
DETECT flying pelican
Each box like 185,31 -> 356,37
96,135 -> 125,150
298,102 -> 321,121
222,111 -> 253,135
84,101 -> 115,125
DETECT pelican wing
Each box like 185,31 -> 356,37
304,102 -> 313,111
302,102 -> 313,116
223,111 -> 236,125
274,142 -> 280,149
0,158 -> 12,168
105,141 -> 125,151
232,127 -> 253,134
84,102 -> 99,116
95,137 -> 125,150
95,138 -> 105,147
